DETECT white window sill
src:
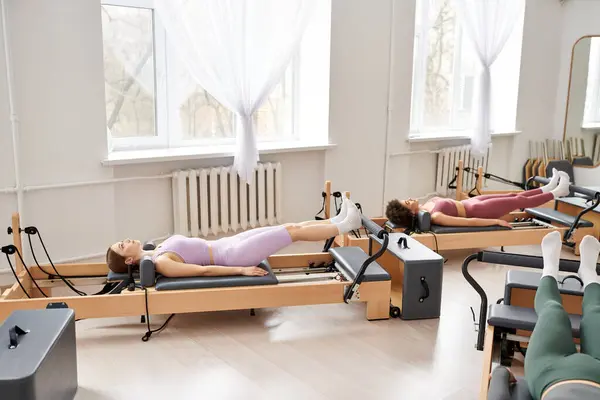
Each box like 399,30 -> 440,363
407,130 -> 521,143
102,141 -> 336,166
582,123 -> 600,131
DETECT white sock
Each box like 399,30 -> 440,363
541,231 -> 562,279
334,199 -> 362,234
541,168 -> 560,193
550,172 -> 571,198
330,198 -> 348,224
578,235 -> 600,288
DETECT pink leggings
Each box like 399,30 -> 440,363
210,225 -> 293,267
462,188 -> 554,219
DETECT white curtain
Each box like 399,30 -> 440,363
455,0 -> 525,156
155,0 -> 316,183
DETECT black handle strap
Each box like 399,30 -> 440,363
8,325 -> 29,349
397,237 -> 410,249
419,277 -> 429,303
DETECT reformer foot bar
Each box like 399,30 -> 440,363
0,213 -> 393,332
462,250 -> 600,400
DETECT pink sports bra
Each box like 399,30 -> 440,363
429,198 -> 459,217
151,235 -> 211,265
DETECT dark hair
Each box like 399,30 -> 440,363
106,247 -> 128,273
385,199 -> 414,227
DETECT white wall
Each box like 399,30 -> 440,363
0,0 -> 575,283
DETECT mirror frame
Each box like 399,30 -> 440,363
562,34 -> 600,142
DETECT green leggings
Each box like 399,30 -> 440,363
524,276 -> 600,399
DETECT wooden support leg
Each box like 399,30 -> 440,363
366,299 -> 390,321
480,325 -> 495,400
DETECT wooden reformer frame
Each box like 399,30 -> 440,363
323,163 -> 595,255
0,213 -> 392,324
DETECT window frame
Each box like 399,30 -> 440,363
102,0 -> 300,153
409,0 -> 523,139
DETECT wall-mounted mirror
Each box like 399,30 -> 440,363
563,35 -> 600,166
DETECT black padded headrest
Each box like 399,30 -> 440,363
416,210 -> 431,232
143,241 -> 156,250
572,157 -> 594,166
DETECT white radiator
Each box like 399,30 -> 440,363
171,162 -> 283,237
435,145 -> 491,197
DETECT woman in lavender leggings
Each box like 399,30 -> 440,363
106,198 -> 362,278
386,168 -> 573,229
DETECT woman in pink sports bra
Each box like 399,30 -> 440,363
106,198 -> 363,278
386,169 -> 572,229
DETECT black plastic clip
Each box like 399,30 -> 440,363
397,237 -> 410,249
8,325 -> 29,349
1,245 -> 16,255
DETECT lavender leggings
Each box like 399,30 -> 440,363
210,225 -> 293,267
462,188 -> 554,219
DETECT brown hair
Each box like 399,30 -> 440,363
106,247 -> 129,273
385,199 -> 414,227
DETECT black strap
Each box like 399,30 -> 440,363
397,237 -> 409,249
8,325 -> 29,349
314,191 -> 327,220
419,277 -> 429,303
559,274 -> 583,287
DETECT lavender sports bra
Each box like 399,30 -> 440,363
151,235 -> 211,265
429,198 -> 459,217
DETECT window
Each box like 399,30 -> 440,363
409,0 -> 524,138
101,0 -> 298,152
583,37 -> 600,128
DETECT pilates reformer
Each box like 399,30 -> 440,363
0,212 -> 395,338
327,174 -> 597,255
462,250 -> 600,400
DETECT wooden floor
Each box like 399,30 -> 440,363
71,243 -> 579,400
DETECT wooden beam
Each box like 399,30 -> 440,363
27,263 -> 108,279
0,277 -> 391,323
476,166 -> 483,193
11,213 -> 24,275
479,325 -> 495,400
324,180 -> 331,219
456,160 -> 464,200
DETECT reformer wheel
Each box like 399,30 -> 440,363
389,306 -> 401,319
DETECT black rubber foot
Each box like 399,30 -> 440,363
389,306 -> 401,319
501,246 -> 505,252
141,315 -> 146,324
250,308 -> 255,316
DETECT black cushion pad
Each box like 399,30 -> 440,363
525,207 -> 593,227
328,247 -> 390,282
385,216 -> 510,233
107,270 -> 139,282
429,224 -> 510,234
385,220 -> 402,231
506,270 -> 584,296
154,260 -> 278,291
488,304 -> 581,338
